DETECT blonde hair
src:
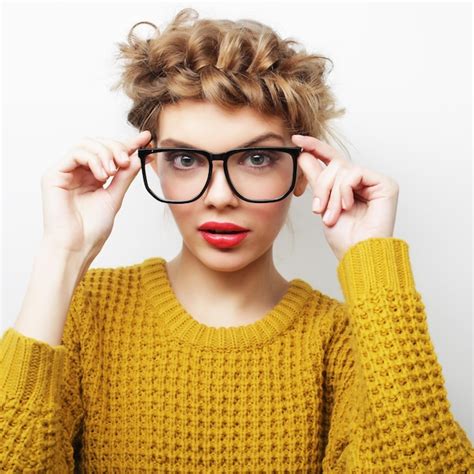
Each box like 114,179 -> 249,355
111,7 -> 348,144
111,7 -> 349,239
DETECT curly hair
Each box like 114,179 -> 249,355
110,7 -> 348,154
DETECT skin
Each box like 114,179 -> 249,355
148,99 -> 308,328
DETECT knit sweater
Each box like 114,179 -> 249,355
0,237 -> 473,473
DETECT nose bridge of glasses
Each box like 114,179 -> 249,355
208,151 -> 230,162
207,153 -> 229,172
208,156 -> 228,183
204,154 -> 237,197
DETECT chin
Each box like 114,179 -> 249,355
198,249 -> 254,273
193,237 -> 275,274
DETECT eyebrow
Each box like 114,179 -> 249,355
158,132 -> 286,149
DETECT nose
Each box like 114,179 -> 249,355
202,161 -> 239,207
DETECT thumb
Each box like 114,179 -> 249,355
106,130 -> 151,208
123,130 -> 152,155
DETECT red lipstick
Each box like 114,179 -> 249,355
198,221 -> 249,232
198,221 -> 250,249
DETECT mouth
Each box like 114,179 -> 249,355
198,228 -> 250,248
200,229 -> 249,234
197,221 -> 250,233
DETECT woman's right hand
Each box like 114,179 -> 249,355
40,130 -> 152,258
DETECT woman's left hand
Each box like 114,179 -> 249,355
292,134 -> 400,262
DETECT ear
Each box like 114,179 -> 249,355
293,162 -> 308,197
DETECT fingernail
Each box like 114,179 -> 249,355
122,152 -> 130,162
323,209 -> 332,223
108,160 -> 116,173
312,197 -> 321,212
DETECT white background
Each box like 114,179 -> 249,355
1,2 -> 473,441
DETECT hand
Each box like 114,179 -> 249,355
292,134 -> 399,261
41,130 -> 152,259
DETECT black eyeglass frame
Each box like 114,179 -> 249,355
137,146 -> 304,204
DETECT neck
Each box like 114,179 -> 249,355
165,243 -> 289,326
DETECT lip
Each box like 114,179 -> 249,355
199,230 -> 249,249
198,221 -> 250,232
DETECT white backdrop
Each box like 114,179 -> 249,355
1,2 -> 472,441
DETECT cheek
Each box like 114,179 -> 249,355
251,201 -> 290,233
167,205 -> 195,233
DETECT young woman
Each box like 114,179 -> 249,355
1,8 -> 473,472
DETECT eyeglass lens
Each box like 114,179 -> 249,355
143,149 -> 295,202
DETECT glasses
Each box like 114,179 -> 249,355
137,146 -> 303,204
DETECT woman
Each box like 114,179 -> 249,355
1,7 -> 473,472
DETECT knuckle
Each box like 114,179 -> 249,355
94,156 -> 106,169
314,175 -> 326,191
96,146 -> 113,162
81,137 -> 113,160
97,137 -> 126,154
88,156 -> 100,169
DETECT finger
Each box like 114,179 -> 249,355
80,139 -> 119,175
122,130 -> 153,160
342,166 -> 381,203
58,147 -> 110,182
340,169 -> 364,210
295,151 -> 324,208
105,149 -> 143,209
340,181 -> 353,210
59,131 -> 152,176
291,134 -> 347,166
95,137 -> 133,167
95,131 -> 153,167
323,171 -> 345,226
311,159 -> 343,215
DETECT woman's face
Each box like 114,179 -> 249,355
149,99 -> 307,272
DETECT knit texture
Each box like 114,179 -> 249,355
0,237 -> 473,472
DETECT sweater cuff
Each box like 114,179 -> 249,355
0,327 -> 66,405
336,237 -> 416,303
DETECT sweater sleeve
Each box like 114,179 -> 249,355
321,237 -> 474,473
0,277 -> 87,473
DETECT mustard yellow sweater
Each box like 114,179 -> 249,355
1,237 -> 473,473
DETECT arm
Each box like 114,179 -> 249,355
321,237 -> 474,472
0,275 -> 88,472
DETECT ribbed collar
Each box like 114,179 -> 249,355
141,257 -> 314,349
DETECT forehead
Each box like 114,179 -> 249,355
156,99 -> 289,147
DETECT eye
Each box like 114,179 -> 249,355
164,152 -> 206,170
240,151 -> 281,170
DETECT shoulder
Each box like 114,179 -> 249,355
72,256 -> 166,326
63,256 -> 167,349
79,255 -> 165,294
